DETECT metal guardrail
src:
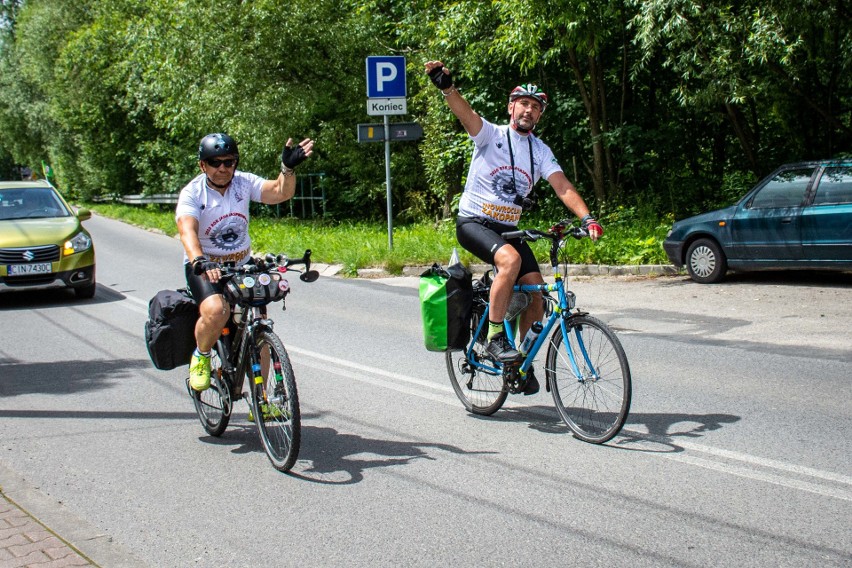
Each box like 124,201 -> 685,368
287,172 -> 326,218
112,173 -> 327,217
120,194 -> 178,204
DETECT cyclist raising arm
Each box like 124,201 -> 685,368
424,60 -> 602,395
176,133 -> 314,392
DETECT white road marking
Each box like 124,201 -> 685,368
289,345 -> 852,502
120,285 -> 850,503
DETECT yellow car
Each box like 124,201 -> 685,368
0,180 -> 96,298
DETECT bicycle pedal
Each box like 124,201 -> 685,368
501,360 -> 522,389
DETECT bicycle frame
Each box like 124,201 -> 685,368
216,304 -> 272,414
467,272 -> 596,384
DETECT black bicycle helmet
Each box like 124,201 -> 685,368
509,84 -> 549,110
198,133 -> 239,161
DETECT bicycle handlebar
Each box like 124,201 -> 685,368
500,221 -> 588,242
501,220 -> 589,268
220,249 -> 320,283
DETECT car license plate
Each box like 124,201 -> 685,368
8,263 -> 52,275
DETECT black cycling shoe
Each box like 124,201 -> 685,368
522,366 -> 540,396
486,332 -> 521,363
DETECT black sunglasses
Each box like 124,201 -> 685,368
206,158 -> 237,168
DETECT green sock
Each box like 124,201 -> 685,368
487,321 -> 503,342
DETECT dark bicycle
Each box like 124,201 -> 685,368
446,221 -> 632,444
187,250 -> 319,472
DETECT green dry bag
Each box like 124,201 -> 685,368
419,262 -> 473,352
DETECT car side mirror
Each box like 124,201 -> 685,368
77,208 -> 92,221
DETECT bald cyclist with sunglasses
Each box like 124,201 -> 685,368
176,132 -> 314,392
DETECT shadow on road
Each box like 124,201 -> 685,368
191,411 -> 496,484
0,284 -> 128,310
615,411 -> 741,452
0,357 -> 152,396
657,270 -> 852,289
458,404 -> 741,453
289,413 -> 496,485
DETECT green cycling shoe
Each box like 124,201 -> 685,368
188,351 -> 211,392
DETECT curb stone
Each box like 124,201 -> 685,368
383,263 -> 679,279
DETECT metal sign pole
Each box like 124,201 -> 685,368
364,56 -> 413,251
384,114 -> 393,249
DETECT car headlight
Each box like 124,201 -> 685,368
63,232 -> 92,256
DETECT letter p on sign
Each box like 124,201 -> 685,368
376,63 -> 397,92
366,56 -> 406,99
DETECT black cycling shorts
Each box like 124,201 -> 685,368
184,262 -> 226,304
456,217 -> 540,278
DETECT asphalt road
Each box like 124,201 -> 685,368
0,214 -> 849,567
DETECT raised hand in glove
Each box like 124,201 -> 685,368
581,215 -> 604,240
192,256 -> 220,276
425,61 -> 453,91
280,138 -> 314,174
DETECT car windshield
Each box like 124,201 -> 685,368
0,187 -> 71,220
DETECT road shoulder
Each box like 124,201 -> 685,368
0,461 -> 148,568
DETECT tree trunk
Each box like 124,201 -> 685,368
724,102 -> 760,176
592,53 -> 620,201
568,48 -> 606,204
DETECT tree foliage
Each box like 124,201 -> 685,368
0,0 -> 849,221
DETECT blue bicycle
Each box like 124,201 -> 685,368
446,221 -> 631,444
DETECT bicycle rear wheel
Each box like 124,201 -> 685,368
545,315 -> 631,444
251,330 -> 301,472
445,310 -> 508,416
190,340 -> 231,437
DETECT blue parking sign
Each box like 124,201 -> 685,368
366,56 -> 406,98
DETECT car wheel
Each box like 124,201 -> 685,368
685,238 -> 727,283
75,280 -> 97,299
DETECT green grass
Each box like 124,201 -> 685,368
84,203 -> 671,275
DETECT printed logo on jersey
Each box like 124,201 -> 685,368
205,212 -> 249,252
488,165 -> 532,203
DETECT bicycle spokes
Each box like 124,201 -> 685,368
547,315 -> 631,444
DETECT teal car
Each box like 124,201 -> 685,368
0,180 -> 96,298
664,160 -> 852,283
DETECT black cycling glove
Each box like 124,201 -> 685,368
192,256 -> 220,275
281,143 -> 308,170
428,66 -> 453,91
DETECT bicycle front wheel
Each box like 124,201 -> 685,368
251,330 -> 301,472
445,311 -> 507,416
191,340 -> 231,437
545,315 -> 631,444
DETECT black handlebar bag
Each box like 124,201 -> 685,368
145,288 -> 199,370
419,262 -> 473,352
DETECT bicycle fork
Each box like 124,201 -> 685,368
248,336 -> 288,411
558,316 -> 601,384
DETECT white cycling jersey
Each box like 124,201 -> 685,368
175,171 -> 265,266
458,118 -> 563,225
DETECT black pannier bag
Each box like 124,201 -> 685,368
419,262 -> 473,352
145,288 -> 199,370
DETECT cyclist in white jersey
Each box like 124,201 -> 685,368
176,132 -> 314,391
425,60 -> 603,395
